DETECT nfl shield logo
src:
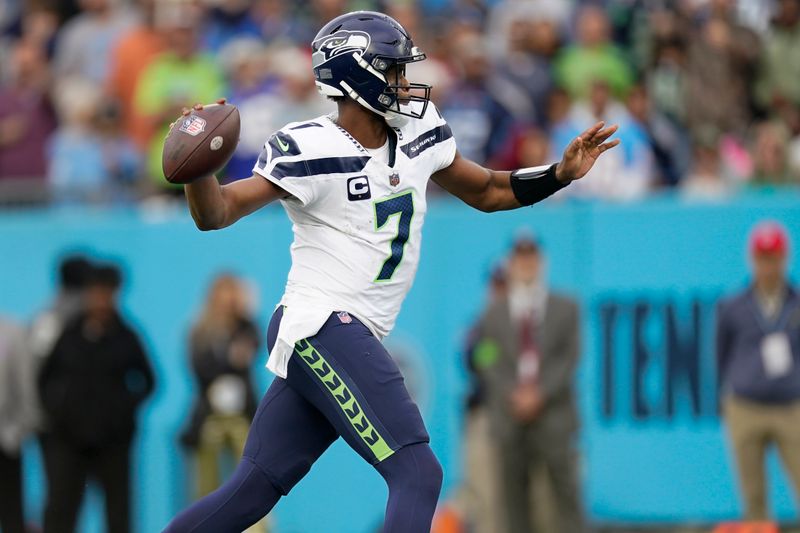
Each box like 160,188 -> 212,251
389,172 -> 400,187
179,115 -> 207,137
337,311 -> 352,324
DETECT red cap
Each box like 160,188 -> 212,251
750,221 -> 789,256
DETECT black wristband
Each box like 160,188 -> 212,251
509,163 -> 567,206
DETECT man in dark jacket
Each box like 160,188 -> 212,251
717,221 -> 800,520
29,254 -> 93,499
38,263 -> 155,533
475,235 -> 585,533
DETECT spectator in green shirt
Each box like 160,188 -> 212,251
554,5 -> 633,101
755,0 -> 800,113
133,5 -> 225,191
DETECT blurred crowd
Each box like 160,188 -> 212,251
1,0 -> 800,205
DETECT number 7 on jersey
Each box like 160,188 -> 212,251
374,191 -> 414,282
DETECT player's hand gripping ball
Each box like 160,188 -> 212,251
162,99 -> 240,184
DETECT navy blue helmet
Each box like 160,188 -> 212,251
311,11 -> 431,124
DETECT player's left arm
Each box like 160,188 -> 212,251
432,122 -> 619,212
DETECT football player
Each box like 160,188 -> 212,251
164,11 -> 618,533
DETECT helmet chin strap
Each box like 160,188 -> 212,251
340,79 -> 408,127
384,112 -> 409,128
345,53 -> 417,128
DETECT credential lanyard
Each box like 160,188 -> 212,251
747,290 -> 799,334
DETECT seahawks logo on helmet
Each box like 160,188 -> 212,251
312,30 -> 371,64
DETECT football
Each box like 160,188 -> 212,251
162,103 -> 241,184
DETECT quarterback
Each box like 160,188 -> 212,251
165,11 -> 618,533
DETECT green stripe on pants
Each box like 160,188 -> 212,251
295,339 -> 395,462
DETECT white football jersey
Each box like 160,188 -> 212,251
252,102 -> 457,377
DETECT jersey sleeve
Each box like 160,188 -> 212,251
399,102 -> 457,173
251,129 -> 316,206
428,103 -> 457,172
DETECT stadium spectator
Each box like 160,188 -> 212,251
554,5 -> 633,101
490,125 -> 551,172
28,255 -> 93,424
0,0 -> 21,37
787,105 -> 800,178
19,3 -> 60,53
545,86 -> 572,129
474,235 -> 585,533
486,0 -> 571,60
299,0 -> 360,45
625,82 -> 691,188
221,37 -> 278,182
755,0 -> 800,114
29,255 -> 92,365
133,1 -> 225,191
551,80 -> 654,200
684,13 -> 760,142
437,28 -> 515,166
0,0 -> 796,206
180,274 -> 260,498
383,2 -> 422,44
201,0 -> 262,54
53,0 -> 137,84
749,121 -> 796,186
53,0 -> 82,28
0,38 -> 56,196
224,41 -> 331,182
251,0 -> 313,45
48,77 -> 142,203
28,254 -> 93,530
487,4 -> 562,126
682,140 -> 732,200
716,221 -> 800,521
0,316 -> 35,533
38,262 -> 155,533
644,18 -> 689,127
105,0 -> 166,149
0,3 -> 59,75
262,44 -> 333,127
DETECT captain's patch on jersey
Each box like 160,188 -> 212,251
347,175 -> 371,201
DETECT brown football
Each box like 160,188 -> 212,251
162,103 -> 240,184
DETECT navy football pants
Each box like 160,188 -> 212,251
164,307 -> 442,532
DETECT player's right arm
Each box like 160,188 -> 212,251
185,174 -> 287,231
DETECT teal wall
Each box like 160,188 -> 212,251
1,193 -> 798,531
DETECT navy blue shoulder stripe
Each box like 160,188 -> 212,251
290,122 -> 323,130
400,124 -> 453,159
269,156 -> 371,180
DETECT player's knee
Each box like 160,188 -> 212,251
417,447 -> 443,499
379,443 -> 443,500
162,459 -> 281,533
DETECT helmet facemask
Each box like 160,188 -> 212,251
370,52 -> 431,123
